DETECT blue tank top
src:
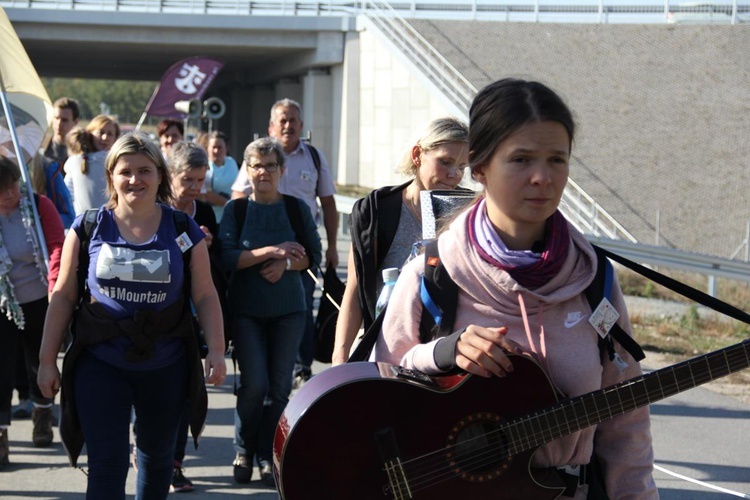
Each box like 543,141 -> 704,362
71,204 -> 206,370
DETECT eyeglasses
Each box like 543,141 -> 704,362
248,162 -> 280,173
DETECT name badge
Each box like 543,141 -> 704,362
300,170 -> 312,182
176,232 -> 194,253
588,297 -> 620,338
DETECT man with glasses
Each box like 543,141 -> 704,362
232,98 -> 338,387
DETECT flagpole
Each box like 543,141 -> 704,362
0,81 -> 50,271
135,110 -> 148,131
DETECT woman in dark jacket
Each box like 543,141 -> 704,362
331,117 -> 469,365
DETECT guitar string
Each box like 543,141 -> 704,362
392,348 -> 749,494
401,358 -> 746,495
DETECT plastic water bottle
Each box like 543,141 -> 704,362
375,267 -> 399,317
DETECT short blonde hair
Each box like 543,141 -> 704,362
86,114 -> 120,138
397,117 -> 469,177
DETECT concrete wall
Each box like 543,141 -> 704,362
346,25 -> 461,190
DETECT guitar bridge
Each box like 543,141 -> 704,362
374,427 -> 413,499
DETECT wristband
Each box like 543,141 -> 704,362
285,258 -> 292,271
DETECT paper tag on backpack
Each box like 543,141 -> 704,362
589,297 -> 620,338
176,232 -> 193,253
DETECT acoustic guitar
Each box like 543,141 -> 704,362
273,339 -> 749,499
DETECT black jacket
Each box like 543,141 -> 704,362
350,181 -> 412,330
59,296 -> 207,467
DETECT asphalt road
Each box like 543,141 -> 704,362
2,230 -> 748,498
1,355 -> 748,499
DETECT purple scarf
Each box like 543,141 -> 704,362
468,199 -> 570,289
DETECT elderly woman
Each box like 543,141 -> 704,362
164,140 -> 231,492
220,137 -> 321,487
168,142 -> 218,253
0,156 -> 65,466
331,117 -> 470,365
38,132 -> 226,498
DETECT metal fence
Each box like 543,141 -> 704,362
3,0 -> 748,23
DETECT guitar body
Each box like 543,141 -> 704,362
274,357 -> 566,499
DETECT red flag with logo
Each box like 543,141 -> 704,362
143,56 -> 224,118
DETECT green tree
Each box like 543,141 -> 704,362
42,77 -> 157,125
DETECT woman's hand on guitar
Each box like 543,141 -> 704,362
455,326 -> 522,378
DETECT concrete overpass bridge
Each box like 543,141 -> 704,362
4,1 -> 750,259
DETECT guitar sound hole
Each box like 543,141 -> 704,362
445,412 -> 511,482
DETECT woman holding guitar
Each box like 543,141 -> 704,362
374,79 -> 658,499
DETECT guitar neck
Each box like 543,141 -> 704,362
509,339 -> 750,453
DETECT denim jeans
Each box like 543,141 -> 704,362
0,298 -> 52,426
295,269 -> 317,370
233,311 -> 305,462
74,351 -> 188,500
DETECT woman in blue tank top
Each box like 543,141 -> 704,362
38,132 -> 226,499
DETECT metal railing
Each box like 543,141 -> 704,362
334,193 -> 750,291
560,178 -> 637,243
3,0 -> 748,23
360,0 -> 477,112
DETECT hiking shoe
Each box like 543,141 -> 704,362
11,399 -> 33,419
258,459 -> 275,488
0,428 -> 8,468
233,453 -> 252,484
170,463 -> 194,493
32,406 -> 53,447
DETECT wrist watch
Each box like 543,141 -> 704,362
285,258 -> 292,271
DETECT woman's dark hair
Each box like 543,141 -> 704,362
468,78 -> 575,175
0,155 -> 21,190
208,130 -> 229,145
157,118 -> 184,138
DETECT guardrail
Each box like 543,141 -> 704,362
334,193 -> 750,293
3,0 -> 748,23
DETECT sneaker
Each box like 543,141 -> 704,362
31,406 -> 53,447
258,459 -> 275,488
11,399 -> 33,419
0,428 -> 9,468
170,463 -> 194,493
292,367 -> 312,390
233,453 -> 252,484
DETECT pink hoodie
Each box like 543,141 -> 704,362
375,209 -> 658,499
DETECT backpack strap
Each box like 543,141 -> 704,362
233,197 -> 249,235
76,209 -> 100,301
586,246 -> 646,364
172,210 -> 192,296
304,143 -> 322,195
419,239 -> 459,343
282,194 -> 311,258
